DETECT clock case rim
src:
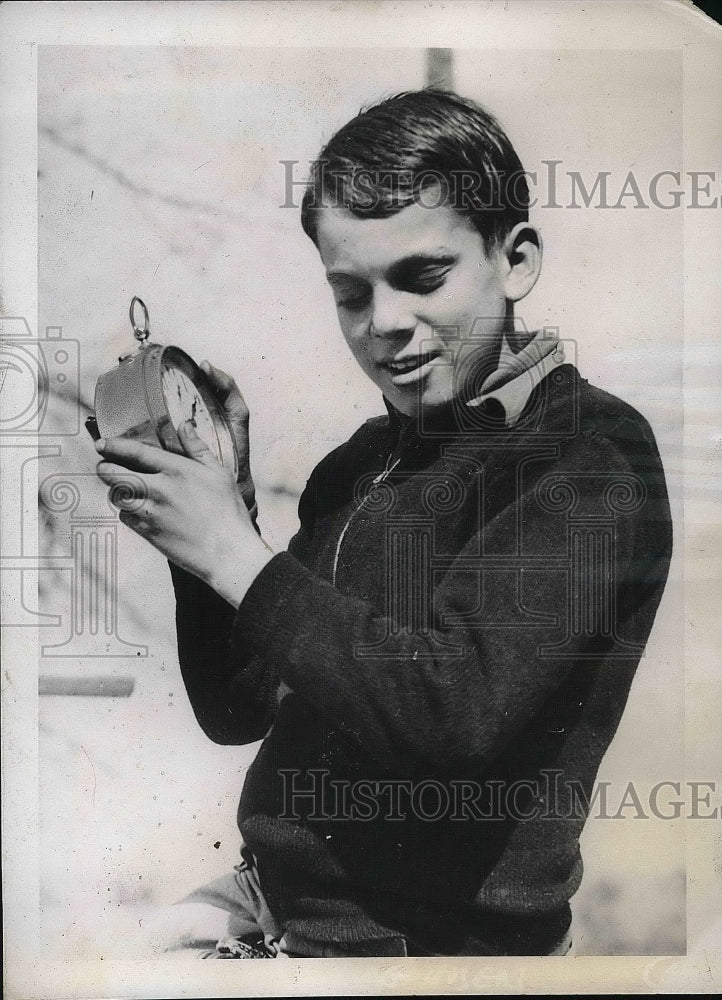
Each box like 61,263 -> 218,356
93,342 -> 239,479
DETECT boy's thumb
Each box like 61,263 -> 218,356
177,420 -> 215,466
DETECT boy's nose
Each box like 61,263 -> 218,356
369,288 -> 415,340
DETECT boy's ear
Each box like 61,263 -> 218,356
500,223 -> 543,302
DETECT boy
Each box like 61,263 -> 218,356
95,90 -> 672,956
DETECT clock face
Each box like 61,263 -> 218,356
161,363 -> 225,464
94,334 -> 238,479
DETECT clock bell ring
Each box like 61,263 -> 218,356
86,298 -> 240,479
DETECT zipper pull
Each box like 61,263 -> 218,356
371,457 -> 401,486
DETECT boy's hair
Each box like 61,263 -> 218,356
301,89 -> 529,251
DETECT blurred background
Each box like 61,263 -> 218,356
36,45 -> 684,957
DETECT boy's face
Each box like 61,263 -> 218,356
316,199 -> 510,417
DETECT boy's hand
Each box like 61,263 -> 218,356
199,360 -> 255,508
95,426 -> 273,607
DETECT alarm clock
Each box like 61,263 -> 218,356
87,298 -> 239,477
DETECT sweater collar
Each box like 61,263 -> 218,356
466,328 -> 564,426
383,328 -> 565,436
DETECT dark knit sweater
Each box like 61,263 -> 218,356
170,363 -> 672,956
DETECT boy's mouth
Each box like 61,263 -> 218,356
383,351 -> 438,375
383,351 -> 443,386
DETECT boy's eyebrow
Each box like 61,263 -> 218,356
389,252 -> 457,275
326,251 -> 458,282
326,271 -> 365,284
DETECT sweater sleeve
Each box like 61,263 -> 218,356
170,505 -> 315,745
229,435 -> 671,775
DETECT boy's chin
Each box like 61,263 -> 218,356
388,386 -> 461,419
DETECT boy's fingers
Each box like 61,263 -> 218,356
95,461 -> 163,498
200,361 -> 249,417
96,460 -> 148,485
176,420 -> 219,468
96,462 -> 152,511
200,359 -> 234,395
118,508 -> 151,535
95,436 -> 181,474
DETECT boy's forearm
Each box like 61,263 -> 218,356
169,561 -> 280,744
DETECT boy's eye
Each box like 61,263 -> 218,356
404,267 -> 450,294
328,259 -> 452,311
330,280 -> 371,311
393,263 -> 452,295
339,291 -> 371,310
